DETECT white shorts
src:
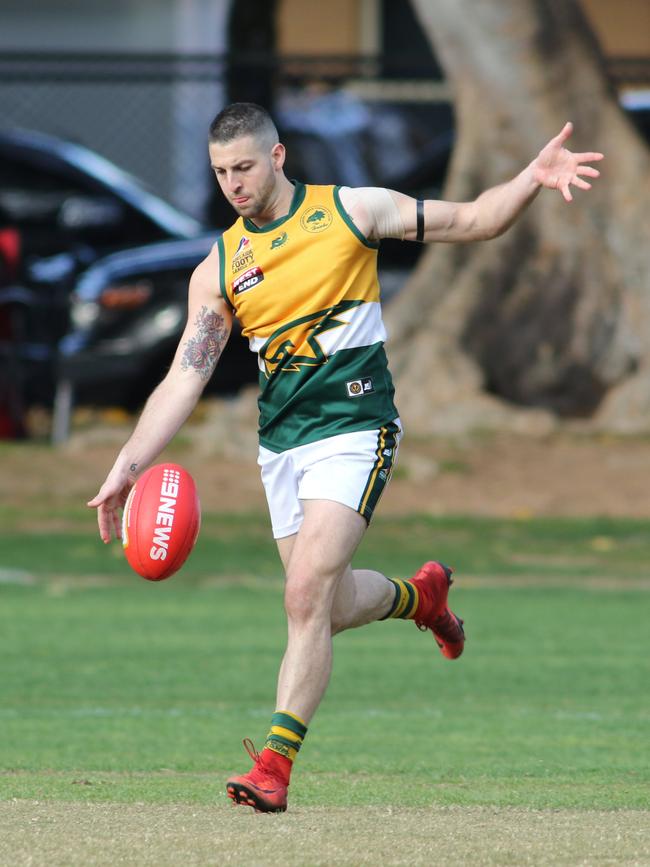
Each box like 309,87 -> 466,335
258,420 -> 403,539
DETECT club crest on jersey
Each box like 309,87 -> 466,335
300,206 -> 333,233
346,377 -> 374,398
233,265 -> 264,295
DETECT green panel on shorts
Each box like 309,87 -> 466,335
357,421 -> 400,521
257,342 -> 399,453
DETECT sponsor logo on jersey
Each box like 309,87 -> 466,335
235,236 -> 250,255
150,467 -> 180,561
300,206 -> 333,233
233,265 -> 264,295
346,377 -> 374,398
270,231 -> 288,249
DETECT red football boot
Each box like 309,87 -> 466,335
410,561 -> 465,659
226,739 -> 289,813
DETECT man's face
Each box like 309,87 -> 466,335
208,134 -> 282,219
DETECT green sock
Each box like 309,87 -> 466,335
380,578 -> 419,620
264,710 -> 308,762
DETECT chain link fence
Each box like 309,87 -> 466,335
0,50 -> 646,220
0,52 -> 430,221
0,52 -> 231,219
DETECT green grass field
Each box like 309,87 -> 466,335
1,510 -> 649,865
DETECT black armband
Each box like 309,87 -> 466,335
416,199 -> 425,243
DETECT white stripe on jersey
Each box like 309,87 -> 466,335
248,301 -> 387,368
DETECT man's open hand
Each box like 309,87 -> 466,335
87,461 -> 136,544
532,122 -> 604,202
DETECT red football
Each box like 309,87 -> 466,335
122,463 -> 201,581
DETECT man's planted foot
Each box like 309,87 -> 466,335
226,739 -> 288,813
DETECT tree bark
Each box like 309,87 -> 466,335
388,0 -> 650,434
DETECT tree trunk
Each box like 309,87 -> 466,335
387,0 -> 650,434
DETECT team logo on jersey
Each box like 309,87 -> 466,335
270,231 -> 288,250
300,206 -> 333,233
259,300 -> 363,377
346,377 -> 374,398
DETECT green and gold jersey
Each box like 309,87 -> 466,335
217,182 -> 398,453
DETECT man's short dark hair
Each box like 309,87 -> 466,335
209,102 -> 279,147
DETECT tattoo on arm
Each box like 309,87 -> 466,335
180,306 -> 228,381
129,463 -> 138,474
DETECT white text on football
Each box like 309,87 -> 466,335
149,481 -> 179,560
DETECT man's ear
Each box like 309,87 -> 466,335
271,142 -> 286,171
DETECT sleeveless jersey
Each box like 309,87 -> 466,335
217,182 -> 398,453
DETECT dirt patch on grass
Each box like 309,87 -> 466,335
388,431 -> 650,519
2,800 -> 649,867
7,426 -> 650,520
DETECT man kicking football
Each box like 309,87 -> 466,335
89,102 -> 603,812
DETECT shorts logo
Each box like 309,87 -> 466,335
346,377 -> 374,398
233,265 -> 264,295
271,231 -> 288,250
301,206 -> 333,233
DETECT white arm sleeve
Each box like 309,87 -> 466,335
339,186 -> 406,241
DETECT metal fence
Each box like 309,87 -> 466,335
0,51 -> 443,219
0,52 -> 232,219
1,51 -> 647,220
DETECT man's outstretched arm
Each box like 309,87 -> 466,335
342,122 -> 604,244
87,242 -> 232,543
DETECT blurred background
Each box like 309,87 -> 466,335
0,0 -> 648,443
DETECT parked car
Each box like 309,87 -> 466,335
0,127 -> 201,260
0,128 -> 204,430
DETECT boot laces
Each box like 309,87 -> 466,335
242,737 -> 261,765
241,737 -> 287,789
